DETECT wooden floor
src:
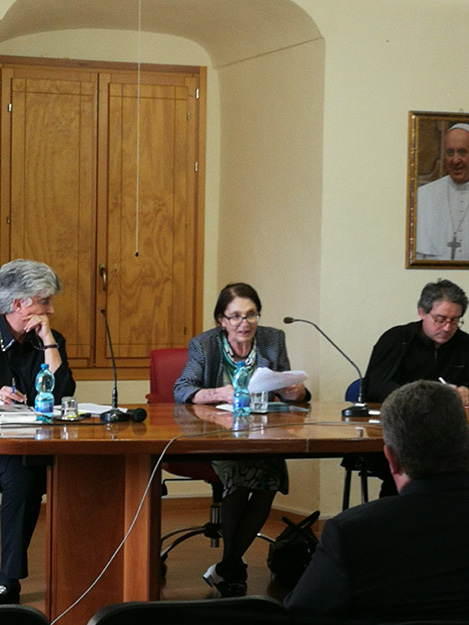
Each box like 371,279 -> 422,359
20,498 -> 320,616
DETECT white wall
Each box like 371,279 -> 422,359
1,1 -> 469,515
297,0 -> 469,512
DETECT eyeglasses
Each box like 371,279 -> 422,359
428,313 -> 464,328
223,313 -> 260,327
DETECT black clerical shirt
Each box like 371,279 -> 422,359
0,315 -> 75,405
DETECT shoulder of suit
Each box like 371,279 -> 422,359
190,326 -> 222,345
256,326 -> 284,339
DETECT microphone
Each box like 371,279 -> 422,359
283,317 -> 369,418
127,407 -> 147,423
99,309 -> 130,423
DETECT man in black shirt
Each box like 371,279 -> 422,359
358,279 -> 469,497
0,259 -> 75,603
363,279 -> 469,404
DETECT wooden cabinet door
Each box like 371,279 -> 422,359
96,72 -> 200,368
0,59 -> 204,378
2,66 -> 97,368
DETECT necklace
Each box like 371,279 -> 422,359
446,178 -> 469,259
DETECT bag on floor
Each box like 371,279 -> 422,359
267,509 -> 320,588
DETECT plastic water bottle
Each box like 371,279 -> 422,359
233,361 -> 251,426
35,363 -> 55,421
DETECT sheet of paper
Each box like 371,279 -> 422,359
0,413 -> 39,424
0,405 -> 37,424
248,367 -> 308,393
0,404 -> 34,413
77,403 -> 127,417
216,403 -> 233,412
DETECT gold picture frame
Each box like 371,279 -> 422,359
407,110 -> 469,268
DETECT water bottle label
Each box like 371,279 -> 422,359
35,396 -> 54,416
233,395 -> 250,409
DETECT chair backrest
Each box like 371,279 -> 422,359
146,348 -> 188,403
0,605 -> 50,625
87,596 -> 285,625
345,378 -> 361,402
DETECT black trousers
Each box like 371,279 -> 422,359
0,455 -> 46,581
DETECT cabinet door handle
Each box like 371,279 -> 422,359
99,264 -> 107,292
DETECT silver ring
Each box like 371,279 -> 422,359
36,316 -> 41,322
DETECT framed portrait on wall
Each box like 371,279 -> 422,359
407,110 -> 469,268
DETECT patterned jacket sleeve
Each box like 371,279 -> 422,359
173,329 -> 222,403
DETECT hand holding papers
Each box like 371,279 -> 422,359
247,367 -> 308,393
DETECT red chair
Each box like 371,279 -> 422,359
146,348 -> 224,570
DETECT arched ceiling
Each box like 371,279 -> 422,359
0,0 -> 320,67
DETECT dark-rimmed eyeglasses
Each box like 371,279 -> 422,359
223,313 -> 260,327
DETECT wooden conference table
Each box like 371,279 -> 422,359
0,402 -> 383,625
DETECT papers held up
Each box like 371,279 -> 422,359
248,367 -> 308,393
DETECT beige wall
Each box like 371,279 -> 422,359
1,0 -> 468,514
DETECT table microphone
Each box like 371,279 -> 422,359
99,309 -> 131,423
283,317 -> 369,418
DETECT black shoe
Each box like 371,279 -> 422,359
0,582 -> 20,604
203,564 -> 247,598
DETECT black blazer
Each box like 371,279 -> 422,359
284,472 -> 469,622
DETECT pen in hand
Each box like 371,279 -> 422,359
11,378 -> 26,404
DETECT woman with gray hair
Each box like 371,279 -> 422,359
0,259 -> 75,604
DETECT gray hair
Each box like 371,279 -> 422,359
417,279 -> 468,316
0,259 -> 61,314
381,380 -> 469,480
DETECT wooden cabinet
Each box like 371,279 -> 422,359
0,57 -> 205,379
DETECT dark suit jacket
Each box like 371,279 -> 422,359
173,325 -> 300,403
284,472 -> 469,622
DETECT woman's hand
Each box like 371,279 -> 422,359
278,383 -> 307,402
192,385 -> 235,405
24,313 -> 62,373
0,385 -> 26,405
24,313 -> 54,344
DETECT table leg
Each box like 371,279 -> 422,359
45,454 -> 161,625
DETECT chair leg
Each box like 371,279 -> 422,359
209,499 -> 222,548
342,469 -> 352,511
359,466 -> 369,504
161,526 -> 222,562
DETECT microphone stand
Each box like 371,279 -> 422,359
100,309 -> 129,423
283,317 -> 369,418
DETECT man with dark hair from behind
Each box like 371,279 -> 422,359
284,380 -> 469,622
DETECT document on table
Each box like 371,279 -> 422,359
0,405 -> 38,424
77,403 -> 123,417
248,367 -> 308,393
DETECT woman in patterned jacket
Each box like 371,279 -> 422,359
174,283 -> 309,597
